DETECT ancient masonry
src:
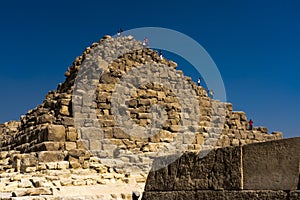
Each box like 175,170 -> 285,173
142,137 -> 300,200
0,35 -> 286,199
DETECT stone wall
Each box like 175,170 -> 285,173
142,137 -> 300,200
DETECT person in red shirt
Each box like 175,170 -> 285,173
249,119 -> 253,130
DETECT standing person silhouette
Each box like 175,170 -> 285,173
249,119 -> 253,130
143,37 -> 149,48
117,28 -> 123,37
209,89 -> 214,99
197,77 -> 201,86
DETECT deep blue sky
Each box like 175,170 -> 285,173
0,0 -> 299,138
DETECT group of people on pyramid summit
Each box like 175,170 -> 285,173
116,30 -> 162,60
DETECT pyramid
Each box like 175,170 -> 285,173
0,35 -> 283,199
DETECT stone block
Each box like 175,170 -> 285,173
113,127 -> 130,139
68,149 -> 91,159
243,137 -> 300,190
36,142 -> 62,151
44,125 -> 66,142
66,130 -> 77,142
20,154 -> 38,173
88,139 -> 102,151
60,105 -> 70,116
145,146 -> 242,192
102,144 -> 118,157
70,161 -> 81,169
149,130 -> 174,143
80,127 -> 103,140
64,142 -> 77,150
18,179 -> 34,188
142,190 -> 288,200
37,114 -> 55,124
46,162 -> 58,170
38,151 -> 65,162
12,187 -> 53,197
61,117 -> 75,126
57,161 -> 69,170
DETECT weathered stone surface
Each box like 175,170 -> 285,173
20,154 -> 38,173
142,190 -> 288,200
243,137 -> 300,190
36,142 -> 62,151
144,146 -> 242,191
68,149 -> 91,159
38,151 -> 65,162
44,125 -> 66,142
12,187 -> 53,197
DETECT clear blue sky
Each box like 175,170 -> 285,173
0,0 -> 299,138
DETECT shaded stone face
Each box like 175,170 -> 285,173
142,137 -> 300,200
144,146 -> 243,192
243,137 -> 300,190
142,190 -> 289,200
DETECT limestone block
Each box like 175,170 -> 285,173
3,182 -> 19,192
257,127 -> 268,133
113,127 -> 130,139
37,114 -> 55,124
30,187 -> 53,196
243,137 -> 300,190
65,142 -> 77,150
46,162 -> 58,170
60,105 -> 70,116
272,131 -> 283,139
145,146 -> 242,192
61,117 -> 75,126
0,151 -> 8,159
141,143 -> 165,152
169,125 -> 180,132
142,190 -> 288,200
149,130 -> 174,143
88,139 -> 102,151
231,138 -> 239,146
38,151 -> 65,162
60,178 -> 73,186
100,73 -> 117,84
36,142 -> 62,151
76,139 -> 89,150
102,144 -> 118,157
70,161 -> 81,169
68,149 -> 91,159
20,154 -> 38,173
44,125 -> 66,142
57,161 -> 69,170
72,179 -> 86,186
18,179 -> 33,188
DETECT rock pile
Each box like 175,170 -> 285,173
0,35 -> 283,199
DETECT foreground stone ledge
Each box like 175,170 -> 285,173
144,146 -> 243,191
142,190 -> 290,200
243,137 -> 300,190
